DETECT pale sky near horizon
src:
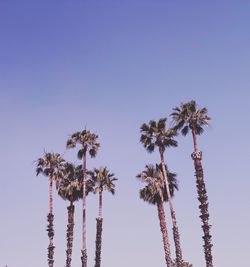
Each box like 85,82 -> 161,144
1,1 -> 250,267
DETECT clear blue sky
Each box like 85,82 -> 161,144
1,1 -> 250,267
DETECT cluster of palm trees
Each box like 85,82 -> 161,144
137,100 -> 213,267
35,100 -> 213,267
36,130 -> 117,267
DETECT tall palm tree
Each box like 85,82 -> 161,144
137,164 -> 178,267
140,118 -> 183,267
36,152 -> 65,267
57,163 -> 83,267
88,167 -> 117,267
171,100 -> 213,267
66,130 -> 100,267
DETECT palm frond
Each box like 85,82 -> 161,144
172,100 -> 211,136
77,149 -> 84,160
137,164 -> 178,205
35,152 -> 65,181
140,118 -> 178,152
146,143 -> 155,153
88,166 -> 117,195
67,129 -> 100,159
181,125 -> 189,136
89,148 -> 97,158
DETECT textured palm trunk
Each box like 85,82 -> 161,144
47,176 -> 55,267
95,191 -> 103,267
159,148 -> 183,267
81,149 -> 87,267
66,203 -> 75,267
192,130 -> 213,267
157,200 -> 173,267
95,218 -> 103,267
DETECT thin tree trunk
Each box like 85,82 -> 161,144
159,148 -> 183,267
47,176 -> 54,267
98,191 -> 103,219
191,130 -> 213,267
157,201 -> 173,267
95,218 -> 103,267
66,203 -> 75,267
49,176 -> 53,215
95,191 -> 103,267
81,149 -> 87,267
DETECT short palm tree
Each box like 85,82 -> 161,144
57,163 -> 83,267
66,129 -> 100,267
137,164 -> 178,267
171,100 -> 213,267
35,152 -> 65,267
88,167 -> 117,267
140,118 -> 183,267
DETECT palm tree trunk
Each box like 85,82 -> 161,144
81,149 -> 87,267
47,176 -> 55,267
157,201 -> 173,267
98,191 -> 103,219
95,191 -> 103,267
191,130 -> 213,267
159,148 -> 183,267
49,176 -> 53,215
95,217 -> 103,267
66,202 -> 75,267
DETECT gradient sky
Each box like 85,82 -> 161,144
1,1 -> 250,267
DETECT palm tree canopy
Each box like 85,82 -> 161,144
140,118 -> 178,153
57,162 -> 95,202
171,100 -> 211,136
57,162 -> 83,203
66,129 -> 100,158
137,164 -> 178,205
88,167 -> 117,195
58,177 -> 82,203
36,152 -> 65,181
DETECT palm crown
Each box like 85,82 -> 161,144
140,118 -> 178,153
171,100 -> 211,136
36,152 -> 65,180
66,130 -> 100,158
137,164 -> 178,205
57,163 -> 83,203
88,167 -> 117,195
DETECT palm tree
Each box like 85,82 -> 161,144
57,163 -> 83,267
66,130 -> 100,267
36,152 -> 65,267
171,100 -> 213,267
137,164 -> 178,267
88,167 -> 117,267
140,118 -> 183,267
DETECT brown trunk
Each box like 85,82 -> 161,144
192,129 -> 198,152
66,203 -> 75,267
94,218 -> 103,267
49,176 -> 53,214
47,213 -> 55,267
81,148 -> 87,267
157,201 -> 173,267
95,191 -> 103,267
192,130 -> 213,267
47,176 -> 54,267
98,191 -> 103,219
159,148 -> 183,267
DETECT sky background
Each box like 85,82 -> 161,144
0,1 -> 250,267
